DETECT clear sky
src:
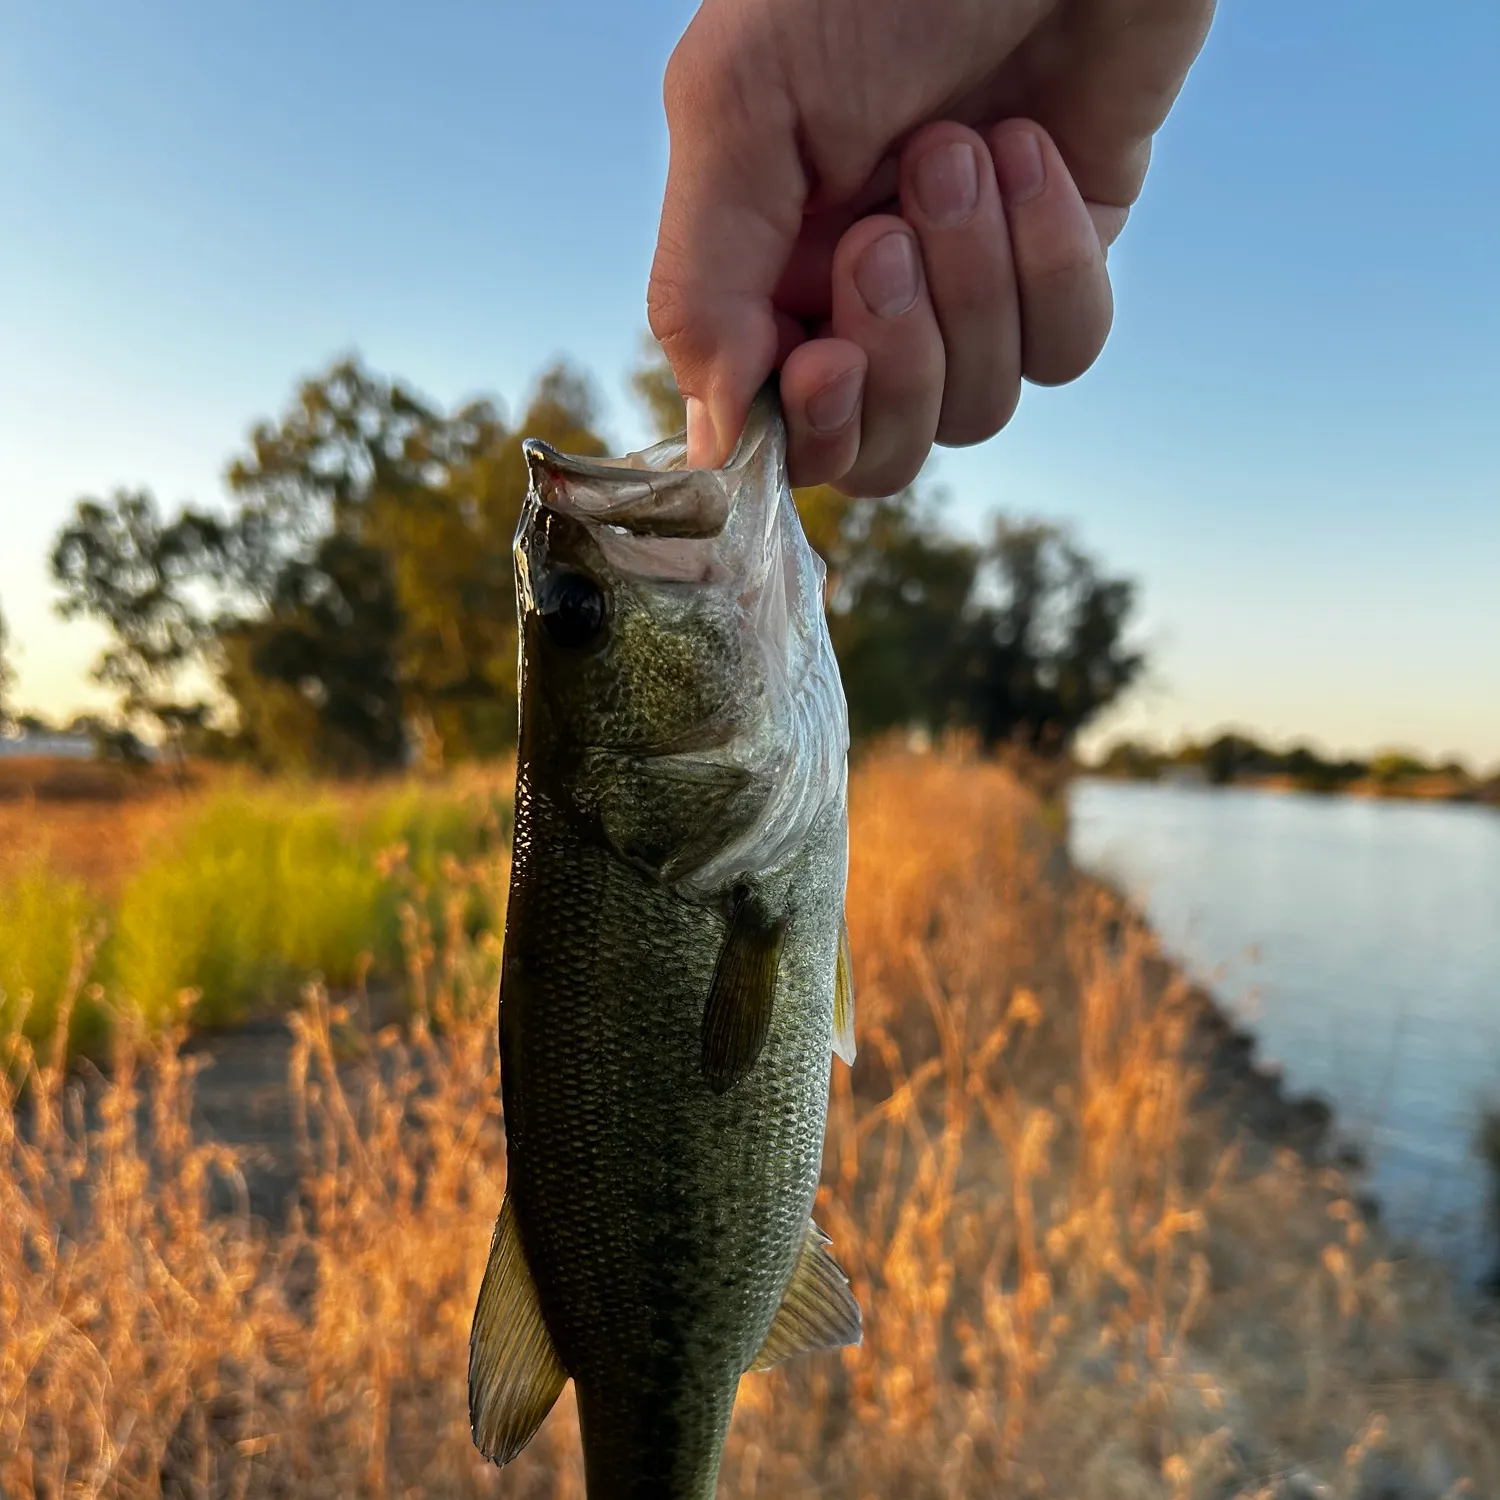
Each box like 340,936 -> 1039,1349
1,1 -> 1496,766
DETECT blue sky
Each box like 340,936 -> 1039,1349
1,0 -> 1496,765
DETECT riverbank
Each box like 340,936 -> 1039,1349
1068,771 -> 1500,1295
3,749 -> 1498,1497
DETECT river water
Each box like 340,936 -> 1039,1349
1068,777 -> 1500,1287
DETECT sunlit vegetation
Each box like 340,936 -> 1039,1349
3,749 -> 1496,1496
0,772 -> 507,1052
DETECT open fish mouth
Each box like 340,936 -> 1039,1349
519,389 -> 785,587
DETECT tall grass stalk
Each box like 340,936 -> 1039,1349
1,750 -> 1496,1496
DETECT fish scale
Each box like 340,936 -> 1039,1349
507,786 -> 835,1493
469,389 -> 860,1498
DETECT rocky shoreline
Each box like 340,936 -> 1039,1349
1085,861 -> 1500,1303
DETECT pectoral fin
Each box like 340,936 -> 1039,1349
701,896 -> 787,1094
749,1219 -> 863,1372
469,1196 -> 567,1465
833,917 -> 856,1066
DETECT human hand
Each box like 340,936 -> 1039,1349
647,0 -> 1215,496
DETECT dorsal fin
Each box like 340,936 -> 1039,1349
469,1196 -> 568,1465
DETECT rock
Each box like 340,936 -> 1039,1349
1354,1451 -> 1425,1500
1414,1439 -> 1462,1497
1280,1467 -> 1333,1499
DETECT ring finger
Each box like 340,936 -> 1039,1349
828,215 -> 945,498
899,122 -> 1022,446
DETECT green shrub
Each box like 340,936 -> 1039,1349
103,779 -> 508,1029
0,864 -> 102,1049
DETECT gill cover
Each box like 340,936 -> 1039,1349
515,386 -> 850,896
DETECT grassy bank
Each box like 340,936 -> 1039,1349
2,749 -> 1497,1497
0,770 -> 509,1051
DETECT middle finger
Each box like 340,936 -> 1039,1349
829,215 -> 945,498
899,121 -> 1022,447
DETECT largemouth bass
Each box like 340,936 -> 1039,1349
468,387 -> 860,1498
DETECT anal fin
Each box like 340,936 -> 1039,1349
469,1196 -> 567,1465
833,916 -> 856,1065
749,1219 -> 862,1373
702,895 -> 787,1094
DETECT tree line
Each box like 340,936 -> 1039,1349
1096,732 -> 1500,802
6,343 -> 1146,773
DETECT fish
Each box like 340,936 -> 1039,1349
468,384 -> 860,1499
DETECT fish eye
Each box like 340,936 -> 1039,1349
538,570 -> 608,650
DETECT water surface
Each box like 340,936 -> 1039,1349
1069,778 -> 1500,1286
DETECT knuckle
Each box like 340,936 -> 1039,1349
645,272 -> 688,348
661,29 -> 707,119
645,236 -> 707,372
929,275 -> 1013,354
937,380 -> 1019,448
1018,260 -> 1113,386
841,450 -> 925,500
663,14 -> 769,135
1021,240 -> 1100,298
1026,329 -> 1107,388
645,297 -> 706,398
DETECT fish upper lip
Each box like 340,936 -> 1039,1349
521,379 -> 782,488
522,440 -> 734,542
522,438 -> 685,484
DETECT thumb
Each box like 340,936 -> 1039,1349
648,20 -> 808,467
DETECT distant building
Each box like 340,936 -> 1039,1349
0,730 -> 96,760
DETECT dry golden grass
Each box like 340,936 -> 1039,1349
2,748 -> 1496,1498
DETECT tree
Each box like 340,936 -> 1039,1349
214,354 -> 611,771
377,365 -> 606,760
217,357 -> 481,772
955,520 -> 1145,755
1369,750 -> 1430,786
1099,740 -> 1164,780
222,533 -> 406,774
815,489 -> 980,739
0,600 -> 14,734
1199,732 -> 1270,785
49,490 -> 223,754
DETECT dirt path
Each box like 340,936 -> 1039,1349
181,1018 -> 308,1225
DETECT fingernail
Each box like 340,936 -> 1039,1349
806,367 -> 864,435
914,141 -> 979,227
854,232 -> 919,319
685,396 -> 719,467
995,127 -> 1046,206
